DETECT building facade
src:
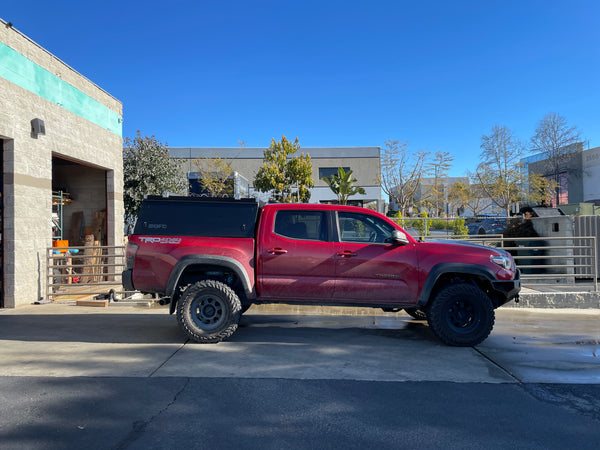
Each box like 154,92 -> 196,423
169,146 -> 383,209
524,145 -> 600,207
0,20 -> 124,307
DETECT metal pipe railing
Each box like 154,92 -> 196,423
46,245 -> 133,300
417,234 -> 598,292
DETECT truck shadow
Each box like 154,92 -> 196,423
0,310 -> 435,345
236,313 -> 437,344
0,312 -> 185,344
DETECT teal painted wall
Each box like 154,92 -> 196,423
0,42 -> 122,137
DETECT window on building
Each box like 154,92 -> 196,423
546,172 -> 569,207
558,172 -> 569,205
319,167 -> 351,180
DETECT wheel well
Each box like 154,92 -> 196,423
428,272 -> 501,307
173,264 -> 247,305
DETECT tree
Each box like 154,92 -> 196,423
530,112 -> 581,206
379,140 -> 429,216
424,151 -> 454,216
448,180 -> 493,216
475,125 -> 524,216
254,136 -> 314,202
123,131 -> 187,220
527,172 -> 560,206
193,152 -> 235,198
321,167 -> 366,205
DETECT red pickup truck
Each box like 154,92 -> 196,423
123,197 -> 520,346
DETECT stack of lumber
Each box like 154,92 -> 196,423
82,234 -> 103,283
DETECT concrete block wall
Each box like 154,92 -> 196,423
1,22 -> 123,307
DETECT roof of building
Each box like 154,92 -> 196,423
169,147 -> 380,159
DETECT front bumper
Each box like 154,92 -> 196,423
492,268 -> 521,306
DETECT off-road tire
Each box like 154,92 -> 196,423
404,307 -> 427,320
177,280 -> 242,343
426,284 -> 495,347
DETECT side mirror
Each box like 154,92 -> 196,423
391,230 -> 409,245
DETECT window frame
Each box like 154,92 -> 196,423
273,209 -> 330,242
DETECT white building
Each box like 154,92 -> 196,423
169,146 -> 383,209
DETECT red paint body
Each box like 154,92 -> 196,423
126,203 -> 519,309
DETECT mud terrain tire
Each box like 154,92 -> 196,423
177,280 -> 242,343
427,284 -> 495,347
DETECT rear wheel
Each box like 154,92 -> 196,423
177,280 -> 241,343
426,284 -> 494,346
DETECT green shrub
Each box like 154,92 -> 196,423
452,218 -> 468,237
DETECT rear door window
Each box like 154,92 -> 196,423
274,210 -> 327,241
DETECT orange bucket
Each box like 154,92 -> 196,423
52,240 -> 69,253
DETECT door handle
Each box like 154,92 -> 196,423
337,251 -> 357,258
267,247 -> 288,255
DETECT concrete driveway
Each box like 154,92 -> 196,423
0,303 -> 598,384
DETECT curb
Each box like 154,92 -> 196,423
506,291 -> 600,309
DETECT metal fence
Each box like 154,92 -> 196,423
46,245 -> 133,301
574,215 -> 600,278
420,234 -> 598,292
46,234 -> 598,300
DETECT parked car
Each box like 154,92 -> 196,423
466,216 -> 508,235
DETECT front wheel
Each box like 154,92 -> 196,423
426,284 -> 495,347
177,280 -> 242,343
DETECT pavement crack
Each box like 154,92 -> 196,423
149,339 -> 190,377
473,346 -> 523,383
113,377 -> 191,450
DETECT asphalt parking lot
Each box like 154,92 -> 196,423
0,303 -> 598,384
1,303 -> 599,449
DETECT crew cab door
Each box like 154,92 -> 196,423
333,211 -> 419,304
257,208 -> 336,300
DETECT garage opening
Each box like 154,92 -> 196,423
49,156 -> 125,302
52,156 -> 108,248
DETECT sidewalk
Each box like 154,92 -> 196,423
0,302 -> 598,383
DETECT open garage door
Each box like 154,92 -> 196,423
52,156 -> 108,248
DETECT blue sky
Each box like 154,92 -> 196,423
2,0 -> 599,176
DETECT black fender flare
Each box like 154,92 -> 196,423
167,255 -> 253,314
417,263 -> 496,307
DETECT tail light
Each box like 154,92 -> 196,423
125,242 -> 138,270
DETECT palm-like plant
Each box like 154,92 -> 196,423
321,167 -> 366,205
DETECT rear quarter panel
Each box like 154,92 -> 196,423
129,235 -> 255,294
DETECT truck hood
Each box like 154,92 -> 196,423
424,239 -> 510,257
